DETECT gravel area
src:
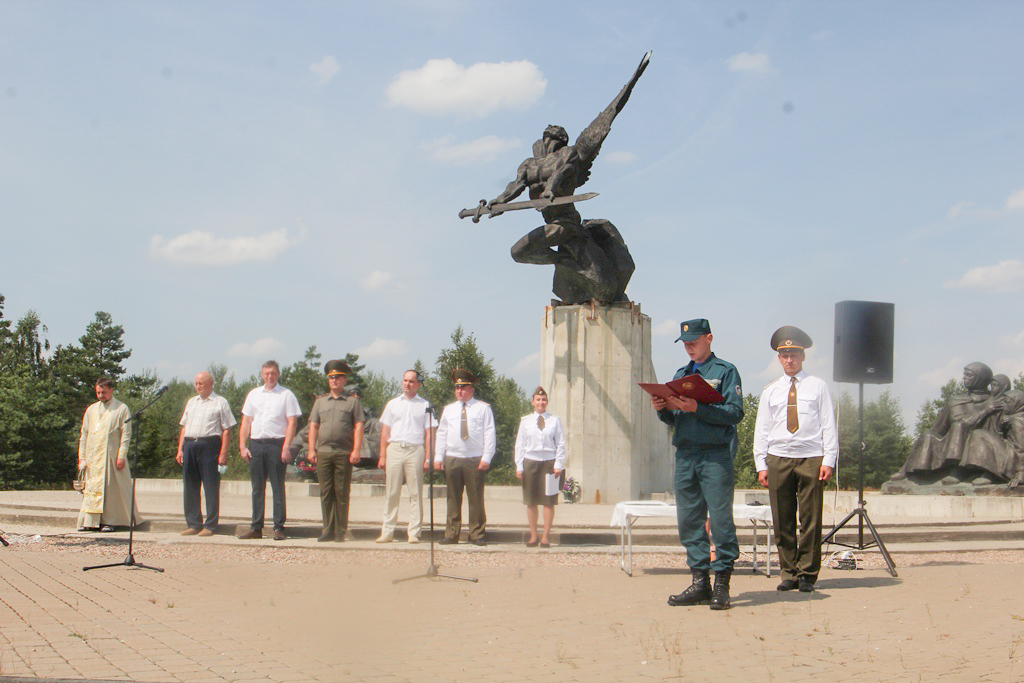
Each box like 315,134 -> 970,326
4,520 -> 1023,571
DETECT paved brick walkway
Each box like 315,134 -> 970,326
2,539 -> 1023,682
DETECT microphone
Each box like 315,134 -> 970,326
157,385 -> 168,396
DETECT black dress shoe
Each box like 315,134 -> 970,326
777,579 -> 799,591
273,529 -> 286,541
798,577 -> 815,593
470,538 -> 487,546
439,537 -> 458,545
238,529 -> 262,540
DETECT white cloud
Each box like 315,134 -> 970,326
946,260 -> 1024,293
227,337 -> 286,358
513,351 -> 540,374
353,338 -> 409,359
1006,186 -> 1024,211
422,135 -> 521,165
360,270 -> 394,292
652,319 -> 679,337
150,229 -> 301,266
726,52 -> 773,75
919,357 -> 965,389
387,58 -> 546,118
1002,329 -> 1024,347
947,185 -> 1024,219
947,201 -> 975,220
604,150 -> 637,164
310,55 -> 340,85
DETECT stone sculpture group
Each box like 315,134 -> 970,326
885,362 -> 1024,492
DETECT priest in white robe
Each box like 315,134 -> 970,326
77,377 -> 142,530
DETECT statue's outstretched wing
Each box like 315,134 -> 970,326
573,51 -> 651,184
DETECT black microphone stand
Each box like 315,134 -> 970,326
84,388 -> 167,573
394,403 -> 477,584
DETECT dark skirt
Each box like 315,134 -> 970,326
522,459 -> 559,506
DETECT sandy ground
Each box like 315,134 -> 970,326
3,521 -> 1024,682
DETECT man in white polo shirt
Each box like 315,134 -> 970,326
376,370 -> 437,544
238,360 -> 301,541
176,370 -> 236,536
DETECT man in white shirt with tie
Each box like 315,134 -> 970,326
433,368 -> 496,546
376,370 -> 436,544
753,326 -> 839,593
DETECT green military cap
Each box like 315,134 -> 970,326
451,368 -> 478,386
324,359 -> 351,377
770,326 -> 813,351
675,318 -> 711,342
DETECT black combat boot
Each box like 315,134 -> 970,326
667,569 -> 712,606
709,569 -> 732,610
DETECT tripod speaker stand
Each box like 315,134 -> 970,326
394,405 -> 477,585
821,382 -> 897,577
84,387 -> 167,573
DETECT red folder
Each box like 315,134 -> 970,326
639,374 -> 725,404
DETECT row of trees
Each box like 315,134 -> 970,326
7,291 -> 1008,492
1,296 -> 137,489
0,294 -> 532,488
732,388 -> 913,490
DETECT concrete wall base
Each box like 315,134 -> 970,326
539,303 -> 673,504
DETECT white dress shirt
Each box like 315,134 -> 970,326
433,397 -> 496,465
241,385 -> 301,439
379,394 -> 438,444
514,411 -> 567,472
753,371 -> 839,472
180,392 -> 237,438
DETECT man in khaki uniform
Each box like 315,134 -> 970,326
309,360 -> 364,542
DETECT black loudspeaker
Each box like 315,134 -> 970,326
833,300 -> 894,384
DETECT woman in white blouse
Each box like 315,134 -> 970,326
514,387 -> 567,548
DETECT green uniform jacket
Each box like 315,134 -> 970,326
657,353 -> 744,452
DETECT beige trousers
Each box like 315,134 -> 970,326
380,442 -> 425,539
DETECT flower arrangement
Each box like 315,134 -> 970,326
292,449 -> 317,480
562,476 -> 581,503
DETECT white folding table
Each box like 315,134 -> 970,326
611,500 -> 775,577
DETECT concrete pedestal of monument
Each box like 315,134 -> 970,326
539,303 -> 673,504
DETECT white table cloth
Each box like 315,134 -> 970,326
611,501 -> 775,577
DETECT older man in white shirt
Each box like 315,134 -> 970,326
754,326 -> 839,593
176,371 -> 236,536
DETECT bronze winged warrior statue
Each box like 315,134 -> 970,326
469,52 -> 650,305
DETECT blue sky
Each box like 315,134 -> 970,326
3,1 -> 1024,427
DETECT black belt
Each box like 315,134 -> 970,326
252,438 -> 285,444
184,436 -> 221,443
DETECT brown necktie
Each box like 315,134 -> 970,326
460,403 -> 469,440
537,415 -> 545,430
787,377 -> 799,434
